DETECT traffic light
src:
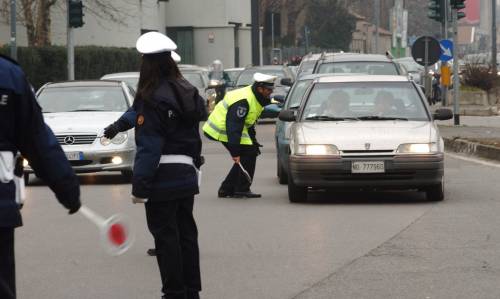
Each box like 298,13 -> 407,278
68,0 -> 84,28
428,0 -> 444,23
451,0 -> 466,20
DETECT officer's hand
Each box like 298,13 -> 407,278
103,124 -> 119,139
232,156 -> 240,164
66,200 -> 81,215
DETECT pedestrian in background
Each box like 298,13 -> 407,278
0,54 -> 81,299
130,32 -> 207,299
203,73 -> 276,198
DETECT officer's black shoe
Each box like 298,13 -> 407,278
234,191 -> 261,198
218,190 -> 235,198
147,248 -> 156,256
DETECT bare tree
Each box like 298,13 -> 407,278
1,0 -> 134,46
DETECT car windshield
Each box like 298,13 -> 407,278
236,68 -> 286,86
297,61 -> 316,77
396,60 -> 424,73
37,86 -> 129,113
301,82 -> 429,121
317,62 -> 399,75
182,72 -> 205,89
285,79 -> 312,109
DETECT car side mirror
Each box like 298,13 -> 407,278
272,94 -> 285,103
280,78 -> 293,87
433,108 -> 453,120
278,109 -> 296,122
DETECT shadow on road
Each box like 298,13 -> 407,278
26,173 -> 130,186
303,189 -> 430,205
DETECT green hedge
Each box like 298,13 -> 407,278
0,46 -> 141,89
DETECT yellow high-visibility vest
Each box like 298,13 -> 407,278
203,86 -> 263,145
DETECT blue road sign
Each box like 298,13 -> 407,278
440,39 -> 453,62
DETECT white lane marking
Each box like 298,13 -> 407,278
445,152 -> 500,169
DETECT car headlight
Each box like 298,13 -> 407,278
100,132 -> 128,146
295,144 -> 340,156
111,132 -> 128,144
397,143 -> 439,154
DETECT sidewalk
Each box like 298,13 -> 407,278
436,115 -> 500,161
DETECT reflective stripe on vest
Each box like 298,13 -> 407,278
202,86 -> 263,145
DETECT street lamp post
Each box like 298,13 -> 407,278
10,0 -> 17,60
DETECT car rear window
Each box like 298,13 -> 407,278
37,86 -> 129,113
317,62 -> 399,75
301,82 -> 429,121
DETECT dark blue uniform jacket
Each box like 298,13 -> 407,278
131,78 -> 206,201
0,55 -> 80,227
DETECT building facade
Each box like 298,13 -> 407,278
0,0 -> 251,68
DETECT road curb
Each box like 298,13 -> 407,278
444,137 -> 500,162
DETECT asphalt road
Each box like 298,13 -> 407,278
15,124 -> 495,299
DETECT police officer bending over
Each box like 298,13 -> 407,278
203,73 -> 276,198
0,54 -> 81,299
129,32 -> 207,299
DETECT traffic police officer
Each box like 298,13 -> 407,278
203,73 -> 276,198
129,32 -> 206,299
0,54 -> 81,299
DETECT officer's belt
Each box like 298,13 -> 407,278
159,155 -> 194,166
159,155 -> 201,187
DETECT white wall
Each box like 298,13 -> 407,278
164,0 -> 227,27
238,27 -> 252,67
194,27 -> 234,68
225,0 -> 251,25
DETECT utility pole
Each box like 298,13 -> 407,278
10,0 -> 17,60
442,0 -> 449,106
271,12 -> 275,49
492,0 -> 497,75
375,0 -> 380,54
251,0 -> 260,66
67,0 -> 75,80
452,8 -> 460,125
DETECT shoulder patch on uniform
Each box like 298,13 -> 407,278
137,114 -> 145,126
236,106 -> 248,118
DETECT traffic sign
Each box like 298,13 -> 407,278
411,36 -> 441,66
439,39 -> 453,62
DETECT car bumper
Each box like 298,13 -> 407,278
289,154 -> 444,189
25,148 -> 135,174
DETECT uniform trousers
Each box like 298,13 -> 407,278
0,228 -> 16,299
145,196 -> 201,299
219,143 -> 258,194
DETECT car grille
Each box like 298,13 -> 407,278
56,134 -> 97,145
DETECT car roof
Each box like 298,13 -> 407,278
101,72 -> 139,79
225,67 -> 245,71
301,53 -> 323,61
297,73 -> 357,81
320,53 -> 393,63
244,65 -> 287,71
44,80 -> 125,88
315,75 -> 411,83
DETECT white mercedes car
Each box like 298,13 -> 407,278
24,80 -> 136,183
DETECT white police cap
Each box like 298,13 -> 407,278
136,32 -> 177,54
171,51 -> 181,63
253,73 -> 277,87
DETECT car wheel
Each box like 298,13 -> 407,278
24,173 -> 29,185
121,170 -> 133,181
288,176 -> 307,203
277,159 -> 288,185
426,181 -> 444,201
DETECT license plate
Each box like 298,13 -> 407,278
65,152 -> 82,161
351,161 -> 385,173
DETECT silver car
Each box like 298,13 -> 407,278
279,75 -> 453,203
24,80 -> 136,183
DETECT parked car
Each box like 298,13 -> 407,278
224,67 -> 244,87
101,67 -> 219,112
278,75 -> 453,203
313,53 -> 407,76
394,57 -> 425,85
24,80 -> 136,183
295,53 -> 322,78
